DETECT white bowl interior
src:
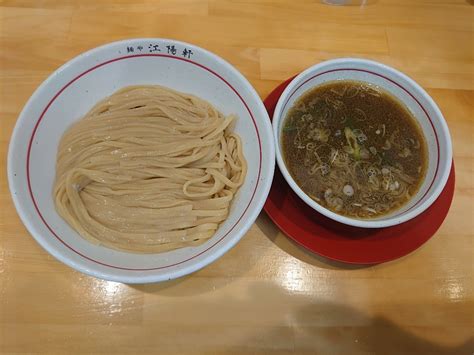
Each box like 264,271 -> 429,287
273,59 -> 452,227
8,39 -> 275,282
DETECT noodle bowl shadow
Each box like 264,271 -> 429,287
8,38 -> 275,283
272,58 -> 452,229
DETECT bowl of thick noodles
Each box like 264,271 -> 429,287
8,39 -> 275,283
272,58 -> 452,228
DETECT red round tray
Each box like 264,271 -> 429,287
263,78 -> 455,264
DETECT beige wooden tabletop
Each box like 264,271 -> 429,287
1,1 -> 473,354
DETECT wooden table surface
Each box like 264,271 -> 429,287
1,1 -> 473,354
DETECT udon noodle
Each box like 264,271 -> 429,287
54,85 -> 247,253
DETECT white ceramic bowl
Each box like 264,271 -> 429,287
273,58 -> 452,228
8,38 -> 275,283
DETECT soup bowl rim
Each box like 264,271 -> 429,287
272,57 -> 452,228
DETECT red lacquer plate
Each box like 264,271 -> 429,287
263,78 -> 455,264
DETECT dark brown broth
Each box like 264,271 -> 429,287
282,80 -> 427,219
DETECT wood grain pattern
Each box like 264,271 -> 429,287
0,1 -> 473,354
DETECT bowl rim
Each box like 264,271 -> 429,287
272,57 -> 453,228
7,38 -> 275,283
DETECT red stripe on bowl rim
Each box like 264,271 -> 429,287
26,54 -> 262,271
279,68 -> 440,214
